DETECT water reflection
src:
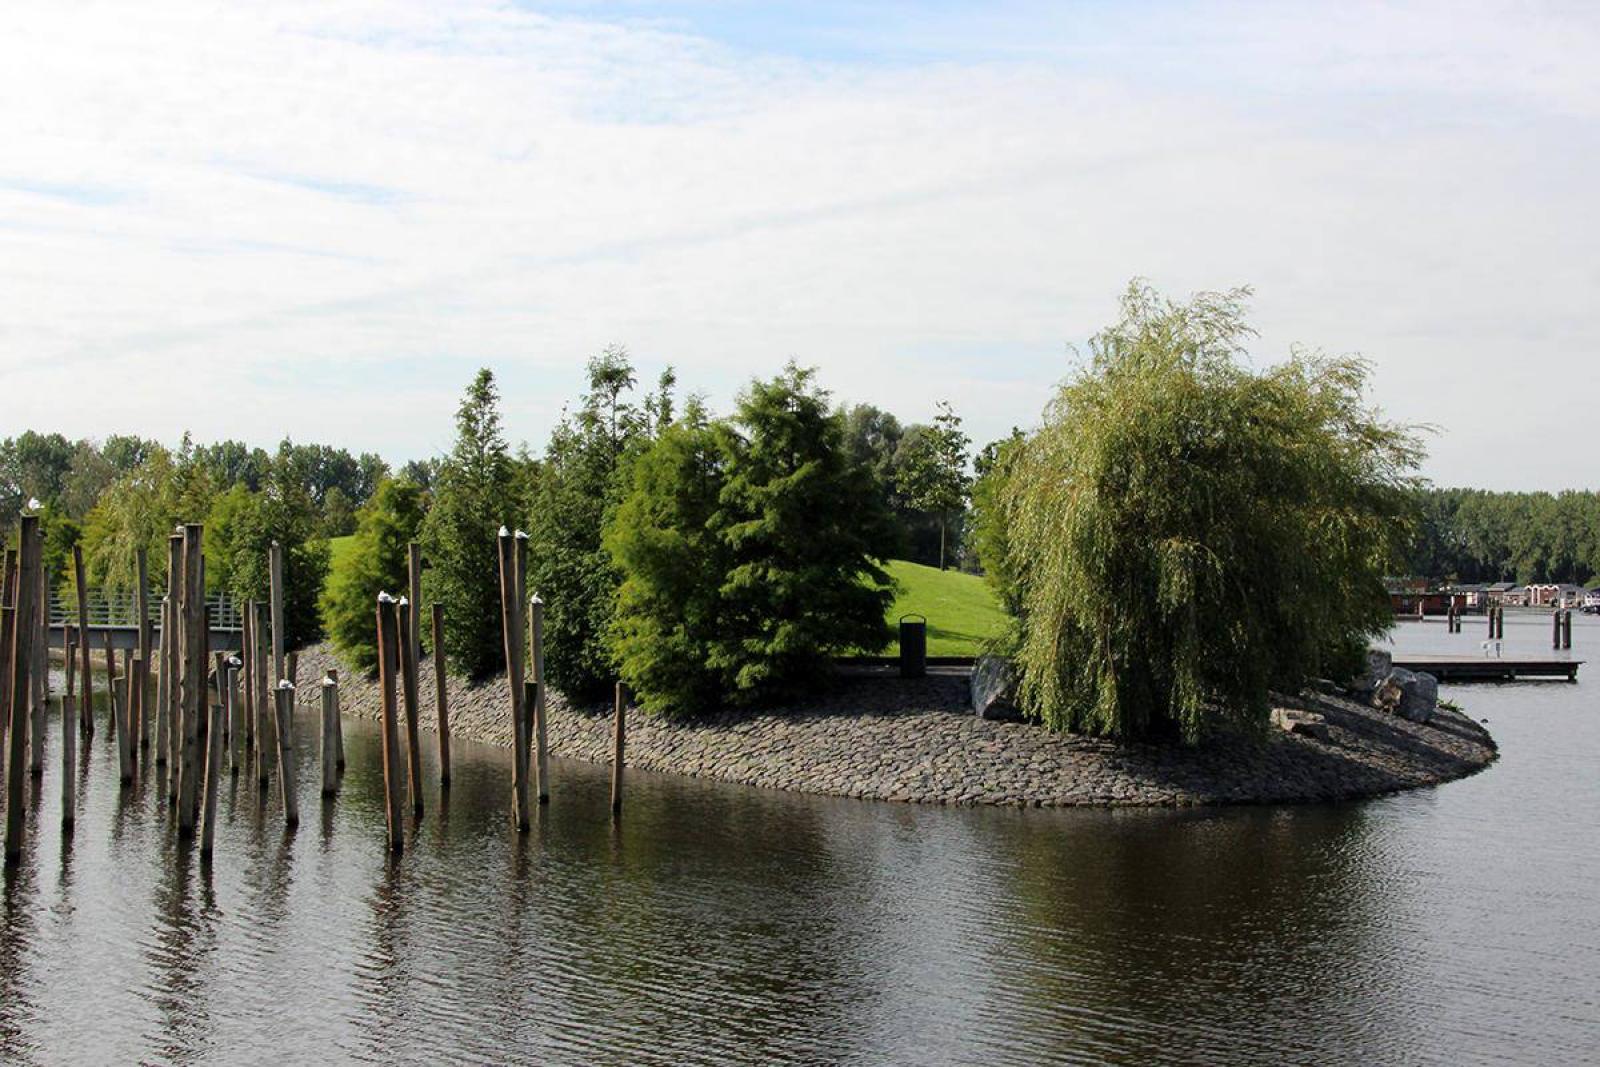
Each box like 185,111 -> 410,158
0,630 -> 1597,1066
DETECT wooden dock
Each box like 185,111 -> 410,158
1394,657 -> 1582,682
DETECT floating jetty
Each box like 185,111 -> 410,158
1394,657 -> 1582,682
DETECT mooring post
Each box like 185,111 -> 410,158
320,675 -> 339,797
1497,607 -> 1505,640
1563,609 -> 1573,650
201,652 -> 227,856
240,603 -> 254,753
177,523 -> 205,835
431,604 -> 450,788
255,601 -> 275,781
72,544 -> 93,738
155,596 -> 172,765
136,547 -> 151,748
375,594 -> 404,852
30,554 -> 46,777
273,681 -> 299,829
397,597 -> 423,817
496,529 -> 530,831
1553,609 -> 1561,649
328,667 -> 344,771
6,515 -> 40,862
611,681 -> 626,818
61,691 -> 75,829
116,648 -> 134,785
530,594 -> 549,803
269,541 -> 285,686
228,655 -> 245,775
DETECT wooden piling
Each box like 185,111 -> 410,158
320,675 -> 339,797
0,552 -> 12,765
227,656 -> 245,775
1496,607 -> 1505,640
610,681 -> 626,818
116,648 -> 134,785
375,595 -> 404,852
269,540 -> 285,685
255,601 -> 275,780
328,667 -> 344,770
273,682 -> 299,828
432,604 -> 450,787
61,692 -> 75,829
102,629 -> 120,741
29,553 -> 45,778
156,596 -> 172,765
72,544 -> 93,737
496,529 -> 530,831
136,547 -> 151,748
1563,609 -> 1573,650
240,603 -> 254,752
530,594 -> 549,803
397,598 -> 423,816
1553,609 -> 1561,649
177,524 -> 204,835
201,651 -> 226,856
6,515 -> 40,861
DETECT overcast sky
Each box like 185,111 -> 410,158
1,1 -> 1595,489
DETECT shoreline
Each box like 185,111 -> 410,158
293,642 -> 1497,808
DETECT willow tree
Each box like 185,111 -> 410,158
1003,282 -> 1421,742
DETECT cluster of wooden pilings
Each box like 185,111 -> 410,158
1553,609 -> 1574,650
0,519 -> 368,867
1485,606 -> 1505,639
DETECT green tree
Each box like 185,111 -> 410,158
321,479 -> 425,673
1003,281 -> 1421,742
80,445 -> 179,590
893,401 -> 971,570
320,485 -> 358,537
527,347 -> 657,698
969,429 -> 1026,616
224,445 -> 331,648
419,369 -> 517,677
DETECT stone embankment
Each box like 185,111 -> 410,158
292,643 -> 1496,808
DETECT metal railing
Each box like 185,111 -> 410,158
47,588 -> 244,631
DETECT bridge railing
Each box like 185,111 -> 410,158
47,588 -> 244,632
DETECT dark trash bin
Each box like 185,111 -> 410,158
899,614 -> 926,678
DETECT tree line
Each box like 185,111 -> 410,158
1406,487 -> 1600,586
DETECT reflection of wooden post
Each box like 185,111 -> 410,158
274,681 -> 299,828
432,604 -> 450,787
136,547 -> 151,748
269,541 -> 286,685
497,529 -> 529,831
102,630 -> 119,741
328,667 -> 344,770
320,676 -> 339,797
376,595 -> 404,852
610,682 -> 626,817
530,595 -> 550,802
72,544 -> 93,737
5,515 -> 40,861
397,598 -> 423,816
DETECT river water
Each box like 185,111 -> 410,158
0,617 -> 1596,1065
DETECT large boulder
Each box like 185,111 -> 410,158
1348,648 -> 1394,698
1372,667 -> 1438,724
970,655 -> 1026,722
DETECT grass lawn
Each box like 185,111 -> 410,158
880,559 -> 1007,657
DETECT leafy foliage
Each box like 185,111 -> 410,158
969,429 -> 1026,616
223,445 -> 331,648
321,479 -> 425,673
892,400 -> 971,570
1004,282 -> 1421,742
606,364 -> 897,713
418,369 -> 517,677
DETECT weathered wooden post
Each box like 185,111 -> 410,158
201,651 -> 227,856
496,528 -> 530,831
136,547 -> 151,748
255,601 -> 275,781
530,594 -> 549,803
1496,607 -> 1505,640
156,596 -> 172,765
72,543 -> 93,737
375,594 -> 404,852
328,667 -> 344,771
29,554 -> 46,778
177,523 -> 205,835
5,514 -> 40,862
320,674 -> 339,797
240,603 -> 254,753
431,604 -> 450,787
1563,609 -> 1573,650
611,681 -> 626,818
273,681 -> 299,828
61,690 -> 75,829
269,540 -> 285,685
397,597 -> 423,816
407,541 -> 422,664
102,630 -> 120,741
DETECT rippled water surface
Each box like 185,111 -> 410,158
2,616 -> 1597,1065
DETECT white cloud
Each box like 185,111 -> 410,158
0,0 -> 1596,488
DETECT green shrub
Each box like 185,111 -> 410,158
320,479 -> 425,674
1004,282 -> 1421,741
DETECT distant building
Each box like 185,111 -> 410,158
1449,583 -> 1488,610
1486,582 -> 1525,606
1583,589 -> 1600,614
1526,583 -> 1560,607
1557,584 -> 1588,609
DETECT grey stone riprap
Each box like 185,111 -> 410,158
1350,648 -> 1395,697
293,643 -> 1495,808
1373,668 -> 1439,724
970,655 -> 1025,722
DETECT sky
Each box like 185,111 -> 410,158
1,0 -> 1596,489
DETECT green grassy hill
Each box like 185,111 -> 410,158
881,559 -> 1007,657
323,539 -> 1005,658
